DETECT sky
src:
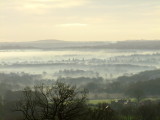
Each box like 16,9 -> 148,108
0,0 -> 160,42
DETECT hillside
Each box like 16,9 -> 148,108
0,40 -> 160,50
116,69 -> 160,83
106,69 -> 160,95
0,40 -> 110,50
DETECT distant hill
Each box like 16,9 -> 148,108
0,40 -> 160,50
125,78 -> 160,96
107,69 -> 160,95
103,40 -> 160,49
0,39 -> 110,50
116,69 -> 160,83
32,39 -> 65,43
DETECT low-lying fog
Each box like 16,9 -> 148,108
0,49 -> 160,79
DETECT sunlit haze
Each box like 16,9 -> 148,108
0,0 -> 160,42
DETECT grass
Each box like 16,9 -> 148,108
88,97 -> 160,104
143,97 -> 160,101
88,98 -> 137,104
88,99 -> 116,104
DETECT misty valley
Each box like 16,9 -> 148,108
0,40 -> 160,120
1,40 -> 160,96
1,49 -> 160,78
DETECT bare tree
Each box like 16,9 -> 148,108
15,82 -> 87,120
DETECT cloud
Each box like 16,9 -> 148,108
0,0 -> 89,8
0,0 -> 90,14
58,23 -> 88,27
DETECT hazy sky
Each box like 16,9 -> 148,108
0,0 -> 160,42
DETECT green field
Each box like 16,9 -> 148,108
88,99 -> 116,104
89,97 -> 160,104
